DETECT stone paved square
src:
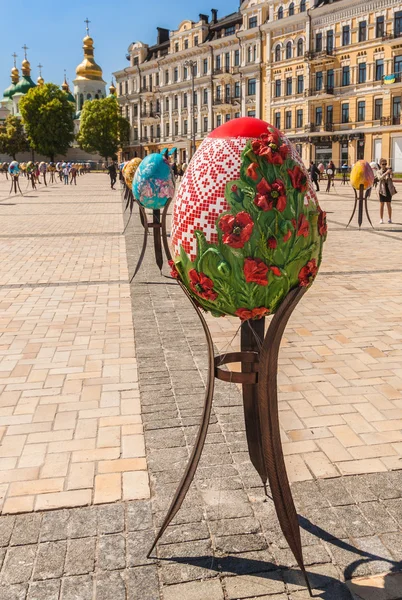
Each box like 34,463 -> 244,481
0,173 -> 402,599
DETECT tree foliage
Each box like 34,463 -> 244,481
19,83 -> 75,160
77,95 -> 130,160
0,115 -> 29,159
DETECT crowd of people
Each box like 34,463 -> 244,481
0,160 -> 91,190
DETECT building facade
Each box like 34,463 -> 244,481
113,5 -> 264,163
114,0 -> 402,170
262,0 -> 402,168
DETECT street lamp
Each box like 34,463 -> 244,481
184,59 -> 197,159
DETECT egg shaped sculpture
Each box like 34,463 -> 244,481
350,160 -> 375,191
132,153 -> 175,210
8,161 -> 19,175
170,117 -> 326,320
123,158 -> 142,189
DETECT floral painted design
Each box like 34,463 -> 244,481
171,123 -> 326,320
189,269 -> 218,301
219,212 -> 254,248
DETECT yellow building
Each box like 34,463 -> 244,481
263,0 -> 402,170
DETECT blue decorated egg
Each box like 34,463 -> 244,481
132,153 -> 175,210
8,161 -> 19,175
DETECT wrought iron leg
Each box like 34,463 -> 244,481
364,194 -> 374,229
147,281 -> 215,558
240,320 -> 268,491
129,204 -> 149,283
153,210 -> 163,274
346,190 -> 358,228
162,198 -> 173,262
257,286 -> 312,596
358,184 -> 364,229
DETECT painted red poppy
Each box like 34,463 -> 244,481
235,307 -> 270,321
254,178 -> 287,212
295,214 -> 310,238
251,129 -> 289,165
247,162 -> 259,181
317,206 -> 327,237
168,260 -> 179,279
270,266 -> 282,277
267,237 -> 277,249
189,269 -> 218,301
298,259 -> 318,287
244,258 -> 269,286
219,211 -> 254,248
287,165 -> 308,193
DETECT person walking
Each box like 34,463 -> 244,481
70,164 -> 77,185
341,162 -> 349,184
107,162 -> 117,190
378,159 -> 396,224
326,160 -> 336,192
309,161 -> 320,192
63,163 -> 70,185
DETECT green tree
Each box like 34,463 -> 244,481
0,115 -> 29,159
19,83 -> 75,161
77,95 -> 130,161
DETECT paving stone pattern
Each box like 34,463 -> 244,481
122,188 -> 402,599
0,175 -> 149,512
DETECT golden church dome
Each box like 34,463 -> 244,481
11,66 -> 19,83
75,34 -> 103,81
21,58 -> 31,76
37,76 -> 44,86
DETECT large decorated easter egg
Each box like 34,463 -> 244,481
123,158 -> 142,189
350,160 -> 375,191
132,154 -> 175,210
8,161 -> 19,175
170,117 -> 326,320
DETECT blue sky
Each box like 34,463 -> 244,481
1,0 -> 240,96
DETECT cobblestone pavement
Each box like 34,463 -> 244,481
0,175 -> 149,513
0,174 -> 402,599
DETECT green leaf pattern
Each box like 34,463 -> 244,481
173,136 -> 326,319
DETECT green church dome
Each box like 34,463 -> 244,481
13,75 -> 36,96
3,83 -> 16,99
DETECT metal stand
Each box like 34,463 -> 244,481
147,277 -> 312,595
129,199 -> 172,282
9,175 -> 22,195
346,184 -> 374,229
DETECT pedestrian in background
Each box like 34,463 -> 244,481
341,162 -> 348,185
378,159 -> 396,224
70,164 -> 77,185
107,162 -> 117,190
63,163 -> 70,185
309,161 -> 320,192
326,160 -> 335,193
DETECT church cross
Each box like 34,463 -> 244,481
38,63 -> 43,76
22,44 -> 29,59
12,52 -> 17,67
84,18 -> 90,34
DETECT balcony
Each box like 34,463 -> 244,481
213,97 -> 240,107
305,49 -> 334,63
380,117 -> 391,126
213,66 -> 240,77
382,31 -> 402,45
324,123 -> 334,132
304,124 -> 318,133
382,72 -> 402,85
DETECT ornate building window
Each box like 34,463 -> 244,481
285,110 -> 292,129
249,16 -> 257,28
296,109 -> 303,127
357,100 -> 365,121
278,6 -> 284,19
289,2 -> 295,16
275,45 -> 281,62
342,25 -> 350,46
358,21 -> 367,42
286,42 -> 292,59
300,0 -> 306,13
275,111 -> 281,128
297,39 -> 303,56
